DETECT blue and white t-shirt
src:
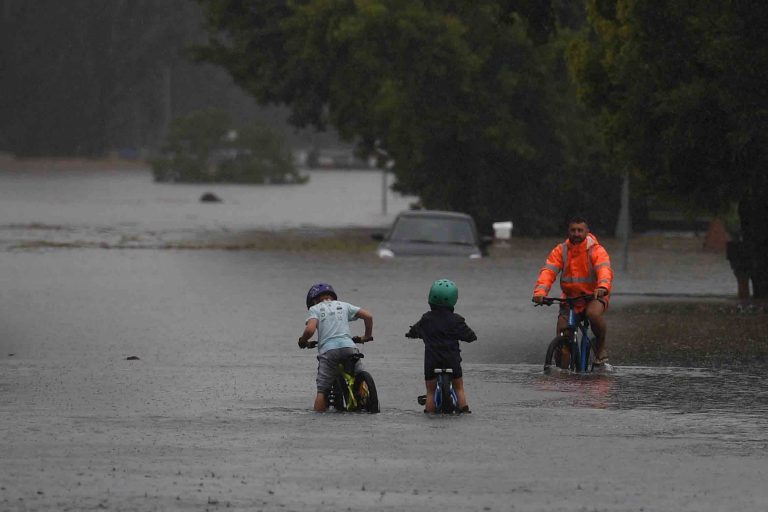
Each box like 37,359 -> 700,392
306,300 -> 361,354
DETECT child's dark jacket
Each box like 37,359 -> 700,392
406,307 -> 477,358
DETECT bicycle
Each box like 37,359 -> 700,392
535,295 -> 597,373
417,368 -> 459,414
301,336 -> 380,413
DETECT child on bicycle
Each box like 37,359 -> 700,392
406,279 -> 476,413
298,282 -> 373,412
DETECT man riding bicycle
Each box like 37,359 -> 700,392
532,216 -> 614,370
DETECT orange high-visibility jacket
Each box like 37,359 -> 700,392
533,233 -> 613,298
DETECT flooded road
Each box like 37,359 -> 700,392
1,168 -> 766,511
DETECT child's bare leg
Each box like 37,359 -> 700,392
424,379 -> 437,412
454,377 -> 468,409
313,392 -> 328,411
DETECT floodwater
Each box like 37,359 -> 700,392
0,167 -> 415,249
1,167 -> 767,511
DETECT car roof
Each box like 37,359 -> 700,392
395,209 -> 474,221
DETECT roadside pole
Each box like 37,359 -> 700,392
382,167 -> 387,215
374,141 -> 394,216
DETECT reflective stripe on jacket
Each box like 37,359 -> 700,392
533,233 -> 613,298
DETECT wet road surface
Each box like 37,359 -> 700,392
1,168 -> 766,511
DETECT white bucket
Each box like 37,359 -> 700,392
492,221 -> 513,240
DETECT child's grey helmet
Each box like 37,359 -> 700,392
428,279 -> 458,307
306,282 -> 337,309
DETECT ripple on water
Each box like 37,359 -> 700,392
470,364 -> 768,453
477,364 -> 767,414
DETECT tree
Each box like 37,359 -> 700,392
151,108 -> 304,184
194,0 -> 616,235
569,0 -> 768,297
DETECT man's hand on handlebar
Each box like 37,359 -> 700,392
352,335 -> 373,344
594,287 -> 608,299
532,296 -> 556,306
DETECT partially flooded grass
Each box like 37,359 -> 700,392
11,233 -> 378,252
6,223 -> 66,230
610,301 -> 768,367
164,236 -> 377,252
12,240 -> 108,249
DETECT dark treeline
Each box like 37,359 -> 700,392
0,0 -> 294,157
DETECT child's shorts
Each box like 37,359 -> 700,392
424,349 -> 462,380
316,347 -> 363,394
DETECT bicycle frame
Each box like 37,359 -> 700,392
332,356 -> 361,411
301,335 -> 378,412
562,306 -> 594,372
539,295 -> 596,373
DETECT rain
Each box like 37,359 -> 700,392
1,2 -> 767,511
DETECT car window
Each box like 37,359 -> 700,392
390,216 -> 476,244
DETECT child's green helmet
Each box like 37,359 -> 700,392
428,279 -> 459,307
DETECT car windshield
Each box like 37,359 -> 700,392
389,216 -> 476,245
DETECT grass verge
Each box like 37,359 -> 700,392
609,300 -> 768,367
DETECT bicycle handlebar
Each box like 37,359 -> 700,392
534,295 -> 594,307
298,336 -> 373,349
298,338 -> 317,349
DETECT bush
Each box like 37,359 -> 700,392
150,109 -> 307,184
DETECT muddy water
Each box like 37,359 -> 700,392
1,168 -> 766,511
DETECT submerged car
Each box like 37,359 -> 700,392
373,210 -> 488,258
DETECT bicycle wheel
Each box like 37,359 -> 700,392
544,336 -> 571,371
329,376 -> 348,411
353,371 -> 380,413
436,373 -> 456,414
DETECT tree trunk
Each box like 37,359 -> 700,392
739,177 -> 768,299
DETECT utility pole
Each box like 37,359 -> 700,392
381,166 -> 387,216
374,141 -> 394,216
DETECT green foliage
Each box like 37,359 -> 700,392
570,0 -> 768,296
151,109 -> 305,184
569,0 -> 765,212
194,0 -> 616,235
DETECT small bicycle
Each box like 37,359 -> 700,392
302,336 -> 380,413
535,295 -> 597,373
417,368 -> 459,414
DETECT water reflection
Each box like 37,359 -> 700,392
471,364 -> 768,452
535,371 -> 615,410
476,364 -> 768,417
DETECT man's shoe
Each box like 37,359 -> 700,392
593,358 -> 614,373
